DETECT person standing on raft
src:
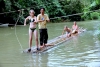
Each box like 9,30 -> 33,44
72,21 -> 79,34
24,9 -> 39,52
37,8 -> 50,49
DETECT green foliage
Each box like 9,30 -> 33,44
81,0 -> 100,21
60,0 -> 83,15
90,12 -> 100,20
3,0 -> 11,11
55,18 -> 62,23
1,0 -> 67,24
81,12 -> 100,21
90,0 -> 100,10
1,0 -> 100,24
60,0 -> 83,21
81,12 -> 91,21
96,0 -> 100,5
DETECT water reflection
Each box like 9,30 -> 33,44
24,53 -> 49,67
72,35 -> 79,49
86,62 -> 100,67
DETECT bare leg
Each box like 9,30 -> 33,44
67,34 -> 69,38
34,30 -> 39,49
29,29 -> 33,49
72,30 -> 78,34
67,33 -> 71,38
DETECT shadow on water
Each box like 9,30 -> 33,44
24,53 -> 49,67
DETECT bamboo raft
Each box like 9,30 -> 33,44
23,27 -> 86,53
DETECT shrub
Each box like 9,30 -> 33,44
90,12 -> 100,20
81,12 -> 91,21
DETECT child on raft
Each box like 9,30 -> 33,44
62,26 -> 72,37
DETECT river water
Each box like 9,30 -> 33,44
0,20 -> 100,67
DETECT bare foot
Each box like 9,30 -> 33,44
44,44 -> 54,47
40,46 -> 44,50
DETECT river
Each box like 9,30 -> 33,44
0,20 -> 100,67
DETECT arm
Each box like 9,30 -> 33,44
62,28 -> 65,35
37,15 -> 43,22
72,25 -> 74,30
46,14 -> 50,22
38,20 -> 43,22
34,16 -> 38,24
76,25 -> 79,30
24,16 -> 29,26
46,19 -> 50,22
69,28 -> 72,33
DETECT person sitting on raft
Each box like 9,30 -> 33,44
62,26 -> 71,37
72,21 -> 79,34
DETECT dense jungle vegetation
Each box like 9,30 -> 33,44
0,0 -> 100,24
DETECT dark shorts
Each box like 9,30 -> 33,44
30,28 -> 36,32
39,28 -> 48,46
67,32 -> 70,34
